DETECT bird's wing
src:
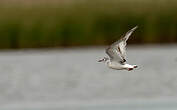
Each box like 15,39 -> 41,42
106,26 -> 138,63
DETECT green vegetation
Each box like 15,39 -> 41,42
0,0 -> 177,48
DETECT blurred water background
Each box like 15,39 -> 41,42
0,0 -> 177,110
1,46 -> 177,110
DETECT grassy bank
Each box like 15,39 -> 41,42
0,0 -> 177,48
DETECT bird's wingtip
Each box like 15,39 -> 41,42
129,25 -> 138,32
133,25 -> 138,30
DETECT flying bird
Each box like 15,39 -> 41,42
98,26 -> 138,71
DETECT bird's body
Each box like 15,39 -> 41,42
107,61 -> 136,70
98,26 -> 138,71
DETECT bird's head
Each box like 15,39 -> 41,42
98,57 -> 109,63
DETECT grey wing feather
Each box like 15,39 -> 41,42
106,26 -> 138,63
122,26 -> 138,42
106,46 -> 123,62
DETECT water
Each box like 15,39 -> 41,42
0,45 -> 177,109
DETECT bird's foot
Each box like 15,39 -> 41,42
128,68 -> 133,71
133,65 -> 138,68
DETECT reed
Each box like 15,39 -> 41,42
0,0 -> 176,48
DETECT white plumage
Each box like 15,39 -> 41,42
98,26 -> 138,71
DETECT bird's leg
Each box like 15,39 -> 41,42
127,65 -> 138,71
128,68 -> 133,71
122,64 -> 134,71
